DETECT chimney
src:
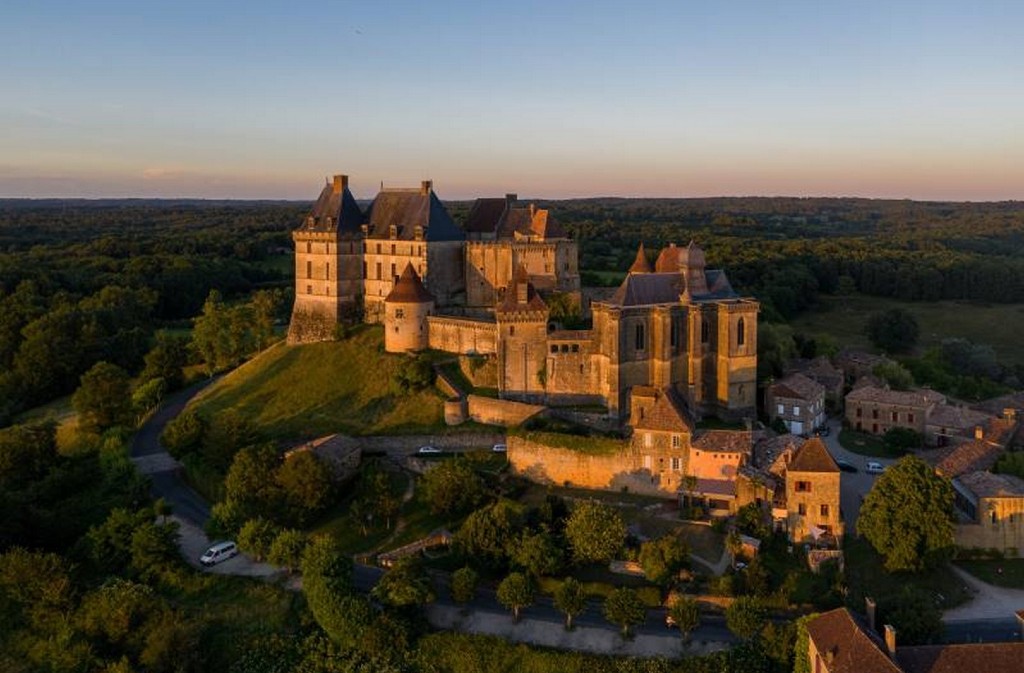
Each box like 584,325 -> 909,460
529,203 -> 536,218
883,624 -> 897,657
974,425 -> 984,440
505,193 -> 517,206
332,174 -> 348,193
420,180 -> 433,195
865,597 -> 877,633
1004,408 -> 1017,422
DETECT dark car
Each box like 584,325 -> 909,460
836,459 -> 858,473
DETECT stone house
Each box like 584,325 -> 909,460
806,606 -> 1024,673
835,349 -> 891,383
766,373 -> 826,435
781,438 -> 843,544
844,385 -> 945,436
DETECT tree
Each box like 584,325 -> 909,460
565,500 -> 626,565
192,290 -> 231,374
420,458 -> 484,516
603,587 -> 645,638
130,520 -> 179,580
87,508 -> 151,572
392,357 -> 434,392
132,377 -> 167,418
0,422 -> 57,487
638,534 -> 689,586
251,289 -> 284,352
880,587 -> 943,645
883,427 -> 923,454
857,456 -> 954,572
758,322 -> 797,379
159,410 -> 204,458
873,361 -> 914,390
450,566 -> 479,605
668,596 -> 700,642
726,596 -> 768,641
553,577 -> 586,630
268,529 -> 306,574
202,410 -> 257,471
76,578 -> 160,646
511,529 -> 564,577
237,518 -> 281,562
792,613 -> 818,673
277,451 -> 333,523
866,309 -> 919,354
453,499 -> 524,568
72,361 -> 134,431
223,443 -> 282,520
496,572 -> 534,622
735,502 -> 769,540
153,498 -> 172,525
301,536 -> 371,649
371,556 -> 435,608
141,333 -> 190,390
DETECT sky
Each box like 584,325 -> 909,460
1,1 -> 1021,200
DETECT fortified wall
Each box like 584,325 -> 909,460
427,315 -> 497,355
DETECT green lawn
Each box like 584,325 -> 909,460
189,326 -> 446,440
838,429 -> 901,458
791,292 -> 1024,366
955,559 -> 1024,589
844,537 -> 970,610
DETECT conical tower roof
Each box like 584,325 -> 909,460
385,264 -> 434,304
628,243 -> 653,273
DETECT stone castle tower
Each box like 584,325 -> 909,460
495,265 -> 550,401
383,263 -> 434,353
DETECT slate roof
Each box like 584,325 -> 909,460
606,270 -> 740,307
692,430 -> 752,454
464,197 -> 512,234
628,243 -> 653,273
846,386 -> 945,408
771,373 -> 826,402
385,264 -> 434,304
787,437 -> 839,473
805,609 -> 903,673
632,388 -> 693,433
956,471 -> 1024,499
299,177 -> 365,235
895,642 -> 1024,673
365,187 -> 465,241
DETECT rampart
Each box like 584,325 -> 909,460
467,395 -> 545,427
427,315 -> 497,355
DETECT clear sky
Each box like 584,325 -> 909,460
1,1 -> 1021,200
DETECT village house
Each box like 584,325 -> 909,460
779,437 -> 844,544
844,385 -> 945,436
767,373 -> 827,435
788,356 -> 846,410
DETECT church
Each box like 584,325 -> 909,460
289,175 -> 758,423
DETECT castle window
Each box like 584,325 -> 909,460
872,409 -> 879,419
395,308 -> 404,319
326,263 -> 330,278
991,511 -> 998,524
391,264 -> 396,281
820,504 -> 829,517
376,262 -> 382,279
908,413 -> 915,423
363,261 -> 368,279
306,242 -> 311,253
701,319 -> 709,344
670,319 -> 679,349
391,243 -> 396,254
509,326 -> 515,336
856,408 -> 862,418
635,323 -> 646,351
891,411 -> 898,422
551,345 -> 558,354
737,317 -> 745,346
777,404 -> 784,415
794,406 -> 801,416
571,344 -> 579,353
795,481 -> 812,493
376,243 -> 381,254
306,284 -> 313,295
798,503 -> 807,515
560,344 -> 569,353
306,261 -> 312,278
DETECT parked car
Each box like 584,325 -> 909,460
866,461 -> 885,474
417,445 -> 441,454
836,459 -> 858,473
491,443 -> 507,453
200,541 -> 238,566
818,425 -> 831,437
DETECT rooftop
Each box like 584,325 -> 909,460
385,264 -> 434,304
896,642 -> 1024,673
846,385 -> 946,408
631,388 -> 694,433
956,471 -> 1024,499
771,372 -> 826,402
365,184 -> 465,242
692,430 -> 753,454
805,608 -> 902,673
787,437 -> 839,473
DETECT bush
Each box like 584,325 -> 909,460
160,410 -> 204,459
393,358 -> 435,392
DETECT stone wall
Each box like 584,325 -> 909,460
955,496 -> 1024,555
459,354 -> 498,388
467,395 -> 545,427
427,315 -> 497,355
508,436 -> 680,497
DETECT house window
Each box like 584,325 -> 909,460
671,457 -> 681,471
391,263 -> 396,280
795,481 -> 812,493
820,504 -> 830,517
672,435 -> 681,449
376,243 -> 381,254
856,408 -> 862,418
643,454 -> 652,468
991,511 -> 998,524
794,406 -> 801,416
395,308 -> 404,319
326,262 -> 330,278
560,344 -> 569,353
798,503 -> 807,515
891,411 -> 898,422
737,317 -> 745,346
872,409 -> 879,419
777,404 -> 784,415
391,243 -> 396,254
908,413 -> 915,423
644,433 -> 653,448
363,261 -> 368,279
635,323 -> 646,351
872,423 -> 878,433
701,319 -> 709,343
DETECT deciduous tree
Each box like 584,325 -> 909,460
668,596 -> 700,642
603,587 -> 645,638
450,566 -> 479,605
73,361 -> 134,431
496,572 -> 534,622
565,500 -> 626,564
553,577 -> 586,630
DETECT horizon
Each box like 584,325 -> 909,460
2,1 -> 1022,201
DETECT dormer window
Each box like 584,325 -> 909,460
389,225 -> 398,239
414,225 -> 424,241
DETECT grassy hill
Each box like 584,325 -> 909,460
190,326 -> 445,440
791,293 -> 1024,366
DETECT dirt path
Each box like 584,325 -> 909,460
943,565 -> 1024,622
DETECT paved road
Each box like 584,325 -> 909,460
817,417 -> 898,534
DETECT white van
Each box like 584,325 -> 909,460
200,541 -> 238,566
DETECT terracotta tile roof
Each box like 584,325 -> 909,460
628,243 -> 653,273
771,373 -> 826,402
956,471 -> 1024,498
805,608 -> 903,673
787,437 -> 839,473
299,178 -> 365,235
895,643 -> 1024,673
365,187 -> 465,241
925,405 -> 991,431
496,265 -> 548,314
972,391 -> 1024,416
846,386 -> 946,408
692,430 -> 752,454
632,388 -> 693,433
754,434 -> 805,474
385,264 -> 434,304
921,440 -> 1002,478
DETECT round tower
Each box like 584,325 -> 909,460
384,263 -> 434,353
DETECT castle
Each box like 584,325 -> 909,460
289,175 -> 758,423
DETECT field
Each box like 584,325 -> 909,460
190,326 -> 446,440
791,293 -> 1024,365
